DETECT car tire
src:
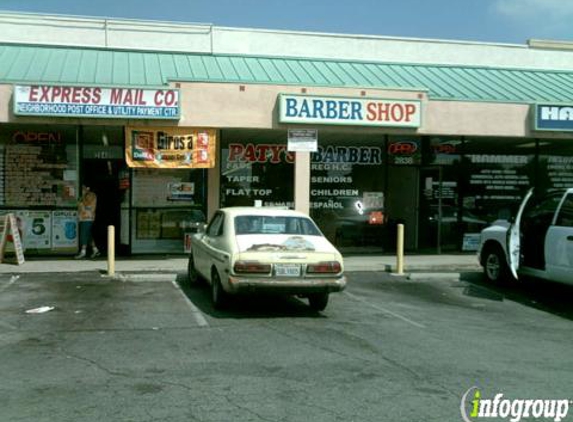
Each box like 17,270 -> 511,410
211,269 -> 228,309
334,231 -> 344,247
482,245 -> 513,284
187,254 -> 200,287
308,293 -> 329,311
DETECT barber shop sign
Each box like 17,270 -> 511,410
279,94 -> 421,128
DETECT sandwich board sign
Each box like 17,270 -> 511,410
0,213 -> 25,265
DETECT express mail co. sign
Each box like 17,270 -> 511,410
14,85 -> 180,119
278,94 -> 421,128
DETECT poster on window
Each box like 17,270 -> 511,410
19,211 -> 52,249
125,127 -> 216,169
167,182 -> 195,201
52,210 -> 78,249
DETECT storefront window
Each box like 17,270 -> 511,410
461,137 -> 535,224
309,138 -> 386,251
420,137 -> 538,252
0,124 -> 78,253
220,131 -> 387,252
131,168 -> 207,253
0,124 -> 78,207
220,131 -> 295,208
537,138 -> 573,191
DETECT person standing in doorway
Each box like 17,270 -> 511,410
76,185 -> 100,259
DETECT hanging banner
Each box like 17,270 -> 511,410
125,127 -> 217,168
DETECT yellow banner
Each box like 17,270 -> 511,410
125,127 -> 217,168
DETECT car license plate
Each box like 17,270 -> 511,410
275,264 -> 301,277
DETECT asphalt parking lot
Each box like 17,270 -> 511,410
1,270 -> 572,422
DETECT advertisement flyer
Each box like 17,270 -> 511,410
125,127 -> 217,169
52,210 -> 78,249
19,211 -> 52,249
168,182 -> 195,201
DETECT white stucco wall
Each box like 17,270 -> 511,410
178,82 -> 427,130
177,82 -> 540,138
423,100 -> 532,137
1,11 -> 573,71
0,85 -> 11,121
0,81 -> 558,139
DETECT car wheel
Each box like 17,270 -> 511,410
187,254 -> 200,287
211,269 -> 227,309
334,231 -> 344,247
483,245 -> 512,284
308,293 -> 329,311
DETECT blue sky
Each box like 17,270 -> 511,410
1,0 -> 572,44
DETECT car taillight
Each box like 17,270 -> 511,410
307,261 -> 342,274
233,260 -> 272,274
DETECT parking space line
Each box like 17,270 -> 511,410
112,273 -> 178,282
170,280 -> 209,328
0,276 -> 19,333
343,291 -> 426,329
0,275 -> 19,294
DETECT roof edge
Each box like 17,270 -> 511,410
1,10 -> 573,72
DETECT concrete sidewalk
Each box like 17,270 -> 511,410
0,253 -> 481,275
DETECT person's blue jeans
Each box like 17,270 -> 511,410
79,221 -> 94,247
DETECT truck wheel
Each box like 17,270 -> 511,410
483,245 -> 512,284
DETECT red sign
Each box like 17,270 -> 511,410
388,141 -> 418,156
432,143 -> 458,154
369,211 -> 385,225
227,143 -> 295,164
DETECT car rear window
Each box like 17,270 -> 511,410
234,215 -> 321,236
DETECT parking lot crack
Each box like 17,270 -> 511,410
223,393 -> 277,422
58,346 -> 130,378
261,321 -> 371,363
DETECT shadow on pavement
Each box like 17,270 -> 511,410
174,273 -> 327,319
460,271 -> 573,321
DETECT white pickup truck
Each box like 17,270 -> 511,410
478,188 -> 573,285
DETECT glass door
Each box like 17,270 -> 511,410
418,166 -> 461,253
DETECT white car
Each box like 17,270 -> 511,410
187,207 -> 347,310
479,188 -> 573,285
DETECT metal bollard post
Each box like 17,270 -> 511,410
107,225 -> 115,276
396,223 -> 404,275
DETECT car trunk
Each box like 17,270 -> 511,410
234,234 -> 338,263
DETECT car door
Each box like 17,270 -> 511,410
194,212 -> 224,278
507,188 -> 534,279
545,191 -> 573,285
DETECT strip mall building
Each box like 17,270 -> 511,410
1,11 -> 573,255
